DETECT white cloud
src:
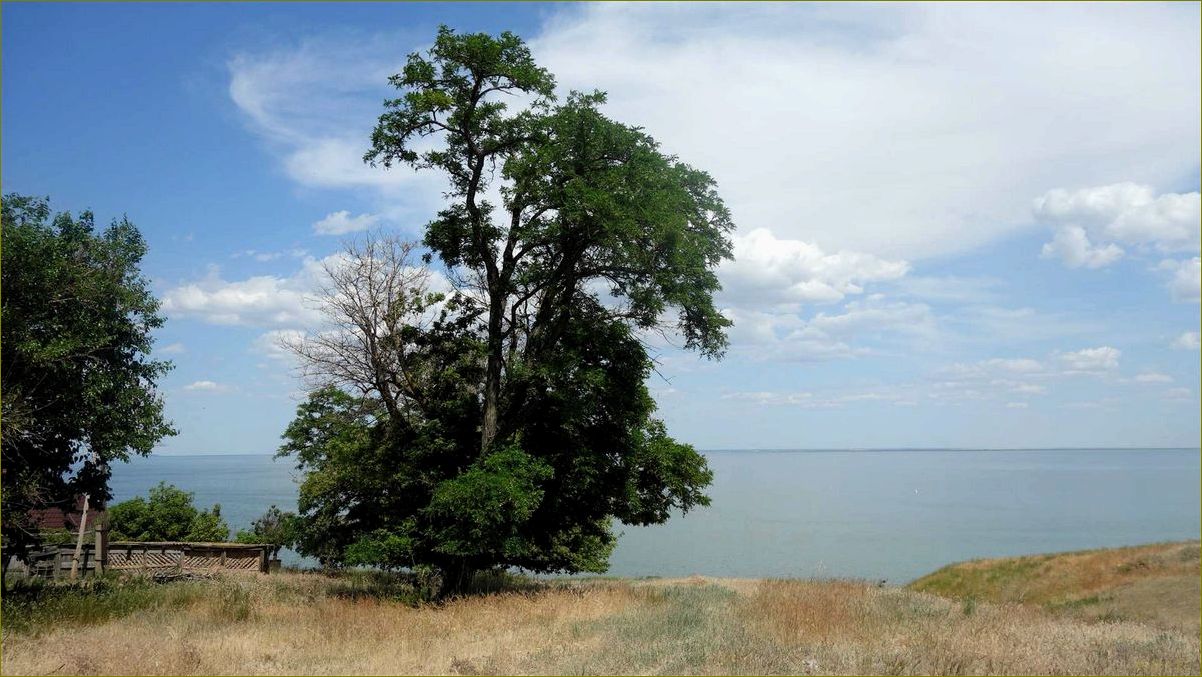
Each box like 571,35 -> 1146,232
984,358 -> 1044,374
1005,402 -> 1028,409
225,6 -> 1198,262
805,297 -> 937,341
1133,371 -> 1173,384
183,380 -> 229,393
722,308 -> 860,362
231,249 -> 309,262
1057,346 -> 1121,372
941,357 -> 1046,381
253,329 -> 306,362
892,276 -> 1002,304
313,210 -> 381,236
159,342 -> 187,355
1172,331 -> 1200,350
945,306 -> 1101,345
1035,183 -> 1201,258
722,391 -> 815,406
1163,387 -> 1194,401
722,389 -> 902,408
719,228 -> 908,309
161,258 -> 329,329
1036,184 -> 1200,300
227,37 -> 447,205
532,3 -> 1199,259
1158,257 -> 1201,303
1039,225 -> 1125,269
723,295 -> 937,363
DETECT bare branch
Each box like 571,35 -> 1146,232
282,233 -> 440,423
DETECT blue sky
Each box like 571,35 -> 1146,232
3,2 -> 1199,453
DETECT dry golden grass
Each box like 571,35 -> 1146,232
910,540 -> 1201,634
2,544 -> 1198,676
2,575 -> 637,675
736,579 -> 1198,676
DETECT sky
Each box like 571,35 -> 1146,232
2,2 -> 1199,453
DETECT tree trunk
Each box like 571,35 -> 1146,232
439,559 -> 476,598
481,294 -> 505,453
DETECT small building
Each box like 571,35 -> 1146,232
28,494 -> 107,533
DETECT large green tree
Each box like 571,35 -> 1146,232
1,195 -> 175,555
281,27 -> 732,591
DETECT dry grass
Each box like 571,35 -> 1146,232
910,540 -> 1201,633
2,545 -> 1198,676
735,579 -> 1197,675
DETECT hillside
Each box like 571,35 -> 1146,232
910,540 -> 1200,634
2,542 -> 1198,676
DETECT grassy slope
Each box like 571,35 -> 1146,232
910,540 -> 1201,634
1,542 -> 1198,676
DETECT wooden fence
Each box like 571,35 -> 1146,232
17,542 -> 276,578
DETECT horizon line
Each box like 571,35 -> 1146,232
147,446 -> 1202,457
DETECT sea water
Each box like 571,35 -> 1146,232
110,448 -> 1201,582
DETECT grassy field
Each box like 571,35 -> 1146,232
911,540 -> 1201,635
1,541 -> 1197,675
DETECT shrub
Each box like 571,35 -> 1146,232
108,483 -> 229,542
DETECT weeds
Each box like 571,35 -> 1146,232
1,575 -> 206,636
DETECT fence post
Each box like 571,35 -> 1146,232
95,524 -> 108,574
69,494 -> 91,580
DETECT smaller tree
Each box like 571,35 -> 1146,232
234,505 -> 298,558
2,194 -> 176,555
107,483 -> 230,542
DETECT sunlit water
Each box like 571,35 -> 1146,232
110,448 -> 1200,583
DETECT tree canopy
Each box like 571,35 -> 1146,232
1,194 -> 175,553
281,27 -> 733,592
107,483 -> 230,543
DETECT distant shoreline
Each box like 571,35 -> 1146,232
145,446 -> 1202,457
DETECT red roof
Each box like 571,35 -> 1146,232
28,495 -> 106,531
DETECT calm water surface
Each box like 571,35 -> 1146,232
110,449 -> 1201,582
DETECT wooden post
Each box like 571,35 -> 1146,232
94,524 -> 108,575
259,547 -> 268,573
69,495 -> 91,580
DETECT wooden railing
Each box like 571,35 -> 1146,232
18,541 -> 276,578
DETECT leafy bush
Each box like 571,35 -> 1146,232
234,505 -> 298,556
36,528 -> 77,546
107,482 -> 229,542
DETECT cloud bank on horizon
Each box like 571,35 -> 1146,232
4,2 -> 1197,451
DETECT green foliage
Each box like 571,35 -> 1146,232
1,194 -> 176,553
187,506 -> 232,543
426,444 -> 553,560
283,27 -> 728,592
36,529 -> 77,547
1,575 -> 208,636
107,483 -> 230,542
344,528 -> 416,570
233,506 -> 299,556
